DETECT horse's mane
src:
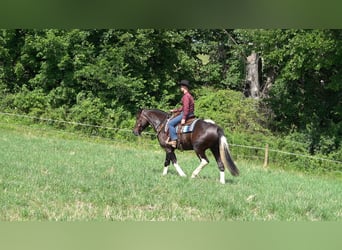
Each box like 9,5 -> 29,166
149,108 -> 168,115
141,108 -> 168,116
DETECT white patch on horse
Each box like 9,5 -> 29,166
162,166 -> 169,176
174,163 -> 186,177
191,158 -> 209,178
219,171 -> 225,184
204,119 -> 215,124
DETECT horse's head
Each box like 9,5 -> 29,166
133,109 -> 150,136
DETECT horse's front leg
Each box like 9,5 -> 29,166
163,152 -> 171,176
164,150 -> 186,177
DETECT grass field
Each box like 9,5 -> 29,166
0,122 -> 341,221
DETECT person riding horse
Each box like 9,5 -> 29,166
166,79 -> 195,148
133,108 -> 239,184
133,80 -> 239,184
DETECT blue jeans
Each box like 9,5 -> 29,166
168,113 -> 183,141
168,112 -> 194,141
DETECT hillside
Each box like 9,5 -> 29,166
0,122 -> 341,221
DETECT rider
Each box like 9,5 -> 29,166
166,79 -> 195,148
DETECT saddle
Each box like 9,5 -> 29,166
176,116 -> 197,134
165,113 -> 197,135
165,116 -> 199,150
165,113 -> 199,149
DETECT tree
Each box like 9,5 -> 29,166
245,51 -> 262,98
235,29 -> 342,155
1,29 -> 341,157
189,29 -> 246,90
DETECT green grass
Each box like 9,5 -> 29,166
0,122 -> 341,221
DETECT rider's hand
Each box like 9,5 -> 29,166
181,119 -> 185,125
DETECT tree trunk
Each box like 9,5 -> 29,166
245,52 -> 261,99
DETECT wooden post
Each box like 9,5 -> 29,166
263,144 -> 269,168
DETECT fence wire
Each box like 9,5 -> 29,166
1,111 -> 341,169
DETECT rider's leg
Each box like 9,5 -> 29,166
168,113 -> 183,141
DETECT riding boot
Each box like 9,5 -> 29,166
166,140 -> 177,148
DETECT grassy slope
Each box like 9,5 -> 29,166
0,123 -> 341,221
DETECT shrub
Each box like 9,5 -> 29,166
11,85 -> 50,116
67,92 -> 107,135
194,87 -> 268,134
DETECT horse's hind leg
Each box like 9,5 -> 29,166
191,149 -> 209,179
210,145 -> 226,184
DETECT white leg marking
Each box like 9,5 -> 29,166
191,158 -> 208,178
174,163 -> 186,177
162,166 -> 169,176
220,171 -> 225,184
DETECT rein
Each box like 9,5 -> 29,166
141,110 -> 168,136
156,119 -> 167,135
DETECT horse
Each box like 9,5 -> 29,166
132,109 -> 239,184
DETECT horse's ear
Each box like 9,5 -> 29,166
136,107 -> 144,116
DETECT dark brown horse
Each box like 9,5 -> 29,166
133,109 -> 239,184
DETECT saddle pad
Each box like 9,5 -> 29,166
177,119 -> 199,134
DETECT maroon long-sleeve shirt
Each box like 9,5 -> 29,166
175,92 -> 195,120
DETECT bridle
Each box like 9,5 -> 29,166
139,110 -> 168,136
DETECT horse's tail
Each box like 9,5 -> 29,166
218,128 -> 239,176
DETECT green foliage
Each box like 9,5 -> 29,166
195,87 -> 268,134
0,29 -> 341,175
69,92 -> 106,130
11,85 -> 50,116
190,29 -> 245,90
235,29 -> 342,158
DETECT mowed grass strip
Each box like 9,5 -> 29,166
0,125 -> 341,221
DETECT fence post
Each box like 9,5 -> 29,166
263,144 -> 269,168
